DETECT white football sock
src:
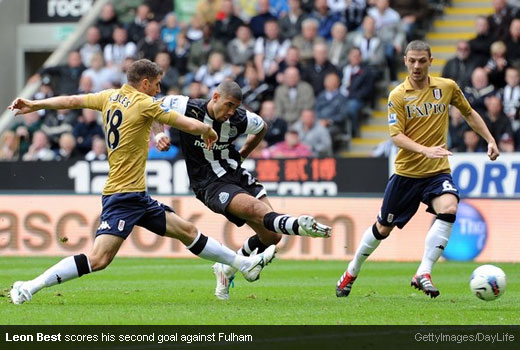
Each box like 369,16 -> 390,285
187,232 -> 247,271
416,219 -> 453,275
347,226 -> 383,277
23,255 -> 91,295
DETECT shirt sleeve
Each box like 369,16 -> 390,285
244,110 -> 265,135
83,90 -> 114,111
450,81 -> 473,117
161,95 -> 189,115
141,97 -> 179,126
388,88 -> 406,137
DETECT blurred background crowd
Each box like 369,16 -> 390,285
1,0 -> 519,163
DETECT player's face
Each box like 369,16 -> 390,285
143,75 -> 162,97
212,93 -> 241,122
404,50 -> 432,84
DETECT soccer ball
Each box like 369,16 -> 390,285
469,265 -> 507,301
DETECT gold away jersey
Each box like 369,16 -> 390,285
84,84 -> 178,195
388,76 -> 473,178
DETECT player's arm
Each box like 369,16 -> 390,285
151,121 -> 171,151
8,95 -> 87,115
239,121 -> 267,160
391,133 -> 452,159
462,108 -> 499,160
157,111 -> 218,150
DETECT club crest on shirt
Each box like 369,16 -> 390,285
433,88 -> 442,100
219,192 -> 230,204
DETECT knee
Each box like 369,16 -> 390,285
375,222 -> 393,237
246,201 -> 270,224
88,253 -> 113,272
260,231 -> 282,245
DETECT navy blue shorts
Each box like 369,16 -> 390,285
195,168 -> 266,227
377,173 -> 460,229
96,192 -> 174,239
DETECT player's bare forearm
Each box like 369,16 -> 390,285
174,114 -> 210,135
239,122 -> 267,159
464,109 -> 499,160
464,109 -> 495,144
391,133 -> 452,159
151,121 -> 165,136
8,95 -> 86,115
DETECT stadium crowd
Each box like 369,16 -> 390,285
1,0 -> 519,163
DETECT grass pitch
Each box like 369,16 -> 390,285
0,257 -> 518,325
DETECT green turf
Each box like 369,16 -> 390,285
0,257 -> 518,325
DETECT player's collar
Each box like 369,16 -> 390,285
404,75 -> 438,91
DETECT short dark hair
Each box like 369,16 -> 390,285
405,40 -> 431,57
126,59 -> 163,85
216,80 -> 243,101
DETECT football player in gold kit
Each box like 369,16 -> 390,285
336,41 -> 500,298
8,59 -> 276,304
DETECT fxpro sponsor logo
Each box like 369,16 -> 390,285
442,201 -> 487,261
450,154 -> 520,197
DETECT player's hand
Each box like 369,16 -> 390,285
487,140 -> 499,161
422,144 -> 452,159
7,98 -> 37,115
154,133 -> 171,152
202,127 -> 218,150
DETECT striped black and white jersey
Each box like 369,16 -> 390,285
161,95 -> 265,191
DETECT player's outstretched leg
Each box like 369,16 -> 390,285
336,224 -> 388,297
263,212 -> 332,238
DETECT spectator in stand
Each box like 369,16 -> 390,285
161,13 -> 181,53
10,111 -> 42,157
349,15 -> 386,79
442,40 -> 480,90
240,63 -> 272,114
390,0 -> 431,42
464,67 -> 497,115
194,52 -> 233,96
233,0 -> 259,22
250,0 -> 277,38
144,0 -> 174,22
483,95 -> 515,152
187,81 -> 207,99
78,74 -> 95,95
85,136 -> 107,161
0,131 -> 20,161
104,27 -> 137,72
487,0 -> 518,41
137,21 -> 167,61
459,129 -> 487,153
80,26 -> 102,68
271,0 -> 290,17
276,46 -> 304,84
54,132 -> 82,161
171,31 -> 191,77
269,129 -> 312,158
279,0 -> 308,41
308,0 -> 342,41
328,22 -> 352,70
469,16 -> 495,66
127,3 -> 150,44
505,18 -> 520,66
292,109 -> 333,157
37,51 -> 85,96
188,23 -> 226,74
213,0 -> 244,45
40,109 -> 76,147
302,42 -> 340,95
73,109 -> 105,156
227,25 -> 256,68
340,47 -> 375,137
274,66 -> 315,125
341,0 -> 367,31
259,100 -> 288,146
22,130 -> 55,161
315,71 -> 349,150
254,19 -> 291,82
155,52 -> 180,95
292,18 -> 326,66
186,14 -> 204,42
448,106 -> 469,151
196,0 -> 223,25
500,67 -> 520,127
484,41 -> 509,89
367,0 -> 406,83
82,53 -> 119,92
96,3 -> 121,48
